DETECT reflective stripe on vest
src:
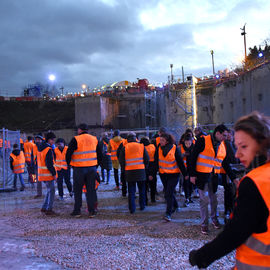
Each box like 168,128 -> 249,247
54,146 -> 68,170
37,147 -> 56,181
158,145 -> 180,174
109,139 -> 122,161
70,134 -> 98,167
196,135 -> 226,174
235,162 -> 270,269
180,145 -> 187,168
10,151 -> 25,174
125,142 -> 145,171
145,144 -> 155,162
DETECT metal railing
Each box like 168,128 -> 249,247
0,128 -> 21,191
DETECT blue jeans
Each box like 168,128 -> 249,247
13,173 -> 25,188
160,173 -> 179,215
42,180 -> 55,210
101,168 -> 111,183
73,166 -> 97,213
128,181 -> 145,213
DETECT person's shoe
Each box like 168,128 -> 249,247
188,198 -> 194,203
201,225 -> 209,235
20,186 -> 25,191
140,206 -> 145,211
105,182 -> 109,185
45,210 -> 58,216
89,211 -> 97,218
212,219 -> 221,229
34,195 -> 42,199
184,199 -> 190,207
180,191 -> 185,197
70,211 -> 81,218
115,186 -> 120,191
163,214 -> 172,222
40,208 -> 46,213
69,192 -> 73,198
193,189 -> 200,198
59,196 -> 64,201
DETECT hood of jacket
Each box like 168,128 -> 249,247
37,141 -> 52,152
112,136 -> 122,143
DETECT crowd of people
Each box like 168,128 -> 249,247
7,111 -> 270,269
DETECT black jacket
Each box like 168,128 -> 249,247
153,143 -> 187,177
190,135 -> 236,190
119,141 -> 149,182
182,143 -> 194,176
9,149 -> 21,171
99,137 -> 112,170
66,132 -> 102,167
37,141 -> 56,177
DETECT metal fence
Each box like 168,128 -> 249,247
0,128 -> 21,191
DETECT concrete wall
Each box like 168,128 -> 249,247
212,63 -> 270,124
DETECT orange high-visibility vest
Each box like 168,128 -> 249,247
156,137 -> 160,146
196,135 -> 226,174
32,144 -> 38,164
180,145 -> 187,168
145,144 -> 156,162
24,141 -> 34,162
10,151 -> 25,174
125,142 -> 145,171
122,139 -> 128,147
54,146 -> 68,171
109,139 -> 122,161
0,138 -> 2,147
20,138 -> 24,144
70,134 -> 98,167
37,147 -> 56,181
234,162 -> 270,269
159,144 -> 180,174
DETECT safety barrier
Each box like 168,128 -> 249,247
0,128 -> 21,191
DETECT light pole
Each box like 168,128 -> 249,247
170,64 -> 173,83
240,24 -> 247,61
48,74 -> 56,97
210,50 -> 215,75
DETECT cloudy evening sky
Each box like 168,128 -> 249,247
0,0 -> 269,96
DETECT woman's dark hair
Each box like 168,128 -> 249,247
234,111 -> 270,150
184,134 -> 193,141
140,137 -> 150,146
160,133 -> 175,145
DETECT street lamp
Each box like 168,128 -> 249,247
210,50 -> 215,75
240,24 -> 247,61
48,74 -> 56,82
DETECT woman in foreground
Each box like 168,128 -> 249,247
189,111 -> 270,269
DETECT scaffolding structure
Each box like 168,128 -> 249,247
144,91 -> 157,128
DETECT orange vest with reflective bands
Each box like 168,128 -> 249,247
0,139 -> 2,147
156,137 -> 160,147
180,145 -> 187,168
196,135 -> 226,174
122,139 -> 128,147
234,162 -> 270,270
10,151 -> 25,174
20,138 -> 24,144
159,145 -> 180,174
70,134 -> 98,167
109,139 -> 122,161
145,144 -> 156,162
125,142 -> 145,171
37,147 -> 56,181
54,146 -> 68,171
24,141 -> 34,162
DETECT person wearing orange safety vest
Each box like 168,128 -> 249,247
180,134 -> 195,207
99,132 -> 112,184
32,134 -> 44,197
54,138 -> 73,200
151,133 -> 187,222
24,136 -> 35,185
189,111 -> 270,269
10,143 -> 25,191
153,127 -> 167,148
66,123 -> 102,218
37,132 -> 57,216
190,124 -> 238,235
140,137 -> 157,204
108,129 -> 123,190
119,132 -> 149,214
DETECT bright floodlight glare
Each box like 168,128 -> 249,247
48,74 -> 56,81
215,74 -> 220,79
258,52 -> 263,58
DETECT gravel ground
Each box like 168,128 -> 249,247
2,177 -> 235,270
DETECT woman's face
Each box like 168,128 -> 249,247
160,137 -> 167,147
235,130 -> 261,168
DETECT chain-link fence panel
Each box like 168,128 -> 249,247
0,128 -> 21,191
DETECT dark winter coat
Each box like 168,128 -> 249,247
99,138 -> 112,170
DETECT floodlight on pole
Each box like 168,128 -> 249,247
48,74 -> 56,81
240,24 -> 247,61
